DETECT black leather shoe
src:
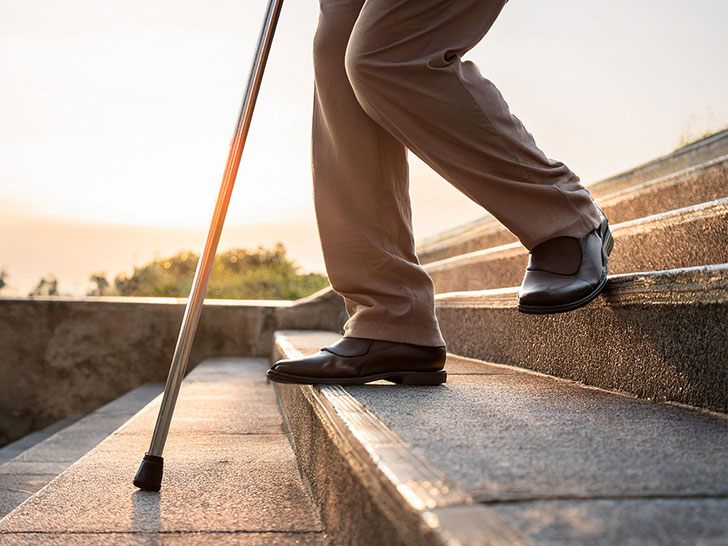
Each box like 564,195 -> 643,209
518,208 -> 614,314
267,336 -> 447,385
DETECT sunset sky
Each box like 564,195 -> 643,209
1,0 -> 726,295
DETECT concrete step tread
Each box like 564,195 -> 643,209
435,263 -> 728,413
0,359 -> 329,545
0,383 -> 163,519
0,415 -> 84,466
417,153 -> 728,263
273,330 -> 728,546
425,198 -> 728,292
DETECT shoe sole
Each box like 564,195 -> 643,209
518,225 -> 614,315
266,368 -> 447,386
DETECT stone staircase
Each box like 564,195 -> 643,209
267,131 -> 727,544
1,130 -> 726,544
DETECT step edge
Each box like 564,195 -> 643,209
0,415 -> 84,466
0,383 -> 164,525
434,263 -> 728,308
272,331 -> 531,546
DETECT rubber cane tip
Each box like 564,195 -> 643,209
133,453 -> 164,491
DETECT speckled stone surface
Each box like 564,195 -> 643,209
426,199 -> 728,292
417,152 -> 728,264
0,384 -> 162,518
0,532 -> 327,545
0,359 -> 328,545
347,372 -> 728,502
436,265 -> 728,413
494,499 -> 728,546
277,331 -> 728,545
0,289 -> 345,448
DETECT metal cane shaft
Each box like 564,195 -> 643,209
146,0 -> 285,457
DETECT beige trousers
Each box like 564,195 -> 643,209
312,0 -> 602,347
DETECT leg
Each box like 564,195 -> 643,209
344,0 -> 602,251
311,0 -> 445,346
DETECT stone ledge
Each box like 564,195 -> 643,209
0,415 -> 83,466
0,288 -> 345,448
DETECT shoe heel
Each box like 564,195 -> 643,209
604,230 -> 615,256
393,371 -> 447,386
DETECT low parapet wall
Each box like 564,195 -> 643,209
0,288 -> 346,447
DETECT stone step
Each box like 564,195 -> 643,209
0,414 -> 83,466
0,359 -> 329,545
586,128 -> 728,198
417,128 -> 728,262
426,199 -> 728,293
435,263 -> 728,413
273,330 -> 728,546
417,154 -> 728,264
271,331 -> 529,546
594,154 -> 728,225
0,384 -> 162,519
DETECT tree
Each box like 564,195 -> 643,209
0,269 -> 7,293
29,276 -> 59,296
87,273 -> 111,296
112,242 -> 329,300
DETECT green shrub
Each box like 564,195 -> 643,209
29,276 -> 59,296
93,242 -> 329,300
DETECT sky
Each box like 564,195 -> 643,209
1,0 -> 727,295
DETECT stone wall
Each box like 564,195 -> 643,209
0,288 -> 346,447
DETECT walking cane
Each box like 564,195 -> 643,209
133,0 -> 285,492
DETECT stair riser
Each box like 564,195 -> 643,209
418,222 -> 515,265
418,162 -> 728,264
436,270 -> 728,413
427,203 -> 728,293
599,161 -> 728,224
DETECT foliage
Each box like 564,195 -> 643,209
0,269 -> 6,292
89,242 -> 329,300
29,275 -> 59,296
88,273 -> 111,296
